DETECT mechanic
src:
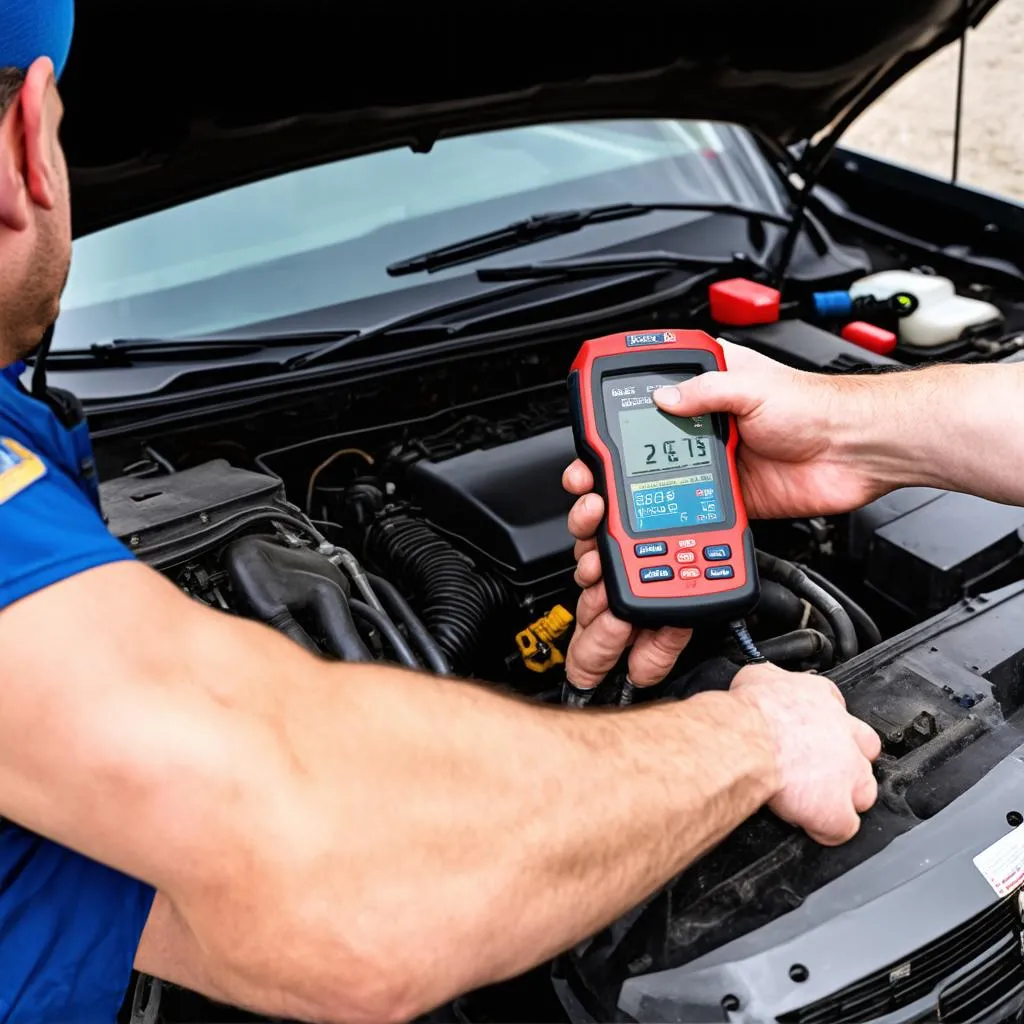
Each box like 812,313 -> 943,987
0,4 -> 882,1023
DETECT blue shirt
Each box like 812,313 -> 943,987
0,363 -> 156,1023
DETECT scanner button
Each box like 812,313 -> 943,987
634,542 -> 668,558
705,565 -> 735,580
639,566 -> 673,583
703,545 -> 732,561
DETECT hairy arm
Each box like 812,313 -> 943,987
844,360 -> 1024,505
0,561 -> 780,1024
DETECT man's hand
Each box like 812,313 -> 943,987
562,475 -> 692,690
646,341 -> 886,518
731,663 -> 881,845
562,340 -> 897,689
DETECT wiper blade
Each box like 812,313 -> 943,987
284,279 -> 557,371
385,202 -> 791,278
476,249 -> 765,282
51,331 -> 360,368
286,263 -> 692,373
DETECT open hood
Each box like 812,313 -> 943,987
62,0 -> 999,237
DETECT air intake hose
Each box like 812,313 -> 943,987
224,536 -> 372,662
364,513 -> 507,673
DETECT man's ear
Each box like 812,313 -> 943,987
19,57 -> 57,213
0,78 -> 30,232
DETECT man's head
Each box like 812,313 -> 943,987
0,0 -> 75,363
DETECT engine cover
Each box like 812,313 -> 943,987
101,459 -> 288,568
405,427 -> 577,588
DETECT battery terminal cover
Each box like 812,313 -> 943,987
709,278 -> 781,326
516,604 -> 575,673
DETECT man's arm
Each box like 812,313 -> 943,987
0,560 -> 875,1024
835,360 -> 1024,505
648,343 -> 1024,513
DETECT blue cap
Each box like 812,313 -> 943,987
0,0 -> 75,80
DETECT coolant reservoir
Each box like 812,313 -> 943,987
849,270 -> 1002,348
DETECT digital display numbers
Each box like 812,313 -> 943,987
602,372 -> 726,534
619,405 -> 711,476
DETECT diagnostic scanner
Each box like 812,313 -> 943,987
568,329 -> 759,629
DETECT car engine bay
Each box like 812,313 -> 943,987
96,255 -> 1024,1024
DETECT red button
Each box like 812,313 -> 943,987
679,567 -> 700,579
678,538 -> 697,548
676,551 -> 696,564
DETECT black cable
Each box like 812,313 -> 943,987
728,620 -> 766,665
756,551 -> 859,662
350,599 -> 422,669
751,629 -> 834,670
367,574 -> 451,676
30,321 -> 55,400
797,565 -> 883,650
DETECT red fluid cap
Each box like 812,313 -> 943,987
840,320 -> 898,355
708,278 -> 781,326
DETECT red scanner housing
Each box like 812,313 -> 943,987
568,329 -> 759,628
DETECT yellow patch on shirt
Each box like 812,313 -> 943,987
0,438 -> 47,505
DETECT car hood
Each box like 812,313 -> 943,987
63,0 -> 998,237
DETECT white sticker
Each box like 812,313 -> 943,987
973,825 -> 1024,897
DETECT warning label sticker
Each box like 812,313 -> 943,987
973,825 -> 1024,897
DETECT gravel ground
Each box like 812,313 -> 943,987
843,0 -> 1024,203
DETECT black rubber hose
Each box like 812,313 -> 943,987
350,599 -> 421,669
756,550 -> 858,662
798,564 -> 883,650
225,535 -> 372,662
265,610 -> 321,655
367,574 -> 451,676
754,579 -> 806,630
365,514 -> 507,673
308,583 -> 373,662
754,628 -> 835,669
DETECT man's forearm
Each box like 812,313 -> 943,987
837,362 -> 1024,505
136,683 -> 776,1023
1,563 -> 777,1024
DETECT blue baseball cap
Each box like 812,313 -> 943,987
0,0 -> 74,80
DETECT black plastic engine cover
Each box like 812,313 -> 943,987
101,459 -> 287,568
405,427 -> 577,587
849,487 -> 1024,618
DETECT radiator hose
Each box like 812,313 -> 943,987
364,513 -> 507,673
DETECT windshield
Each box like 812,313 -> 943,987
56,119 -> 787,351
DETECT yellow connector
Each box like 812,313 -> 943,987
516,604 -> 575,673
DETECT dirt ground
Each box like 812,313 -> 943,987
843,0 -> 1024,203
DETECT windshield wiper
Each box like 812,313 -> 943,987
49,332 -> 361,368
385,202 -> 792,278
475,249 -> 766,282
285,266 -> 690,372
